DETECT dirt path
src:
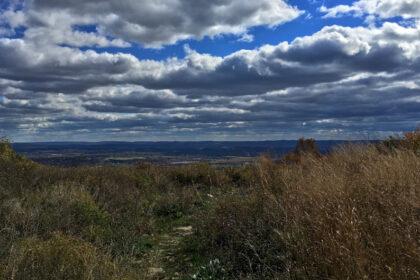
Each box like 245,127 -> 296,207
147,226 -> 193,279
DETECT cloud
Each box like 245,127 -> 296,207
238,33 -> 254,42
321,0 -> 420,20
135,23 -> 420,97
1,5 -> 420,140
1,0 -> 302,48
1,22 -> 420,96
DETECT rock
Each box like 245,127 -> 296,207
149,267 -> 164,276
175,226 -> 192,234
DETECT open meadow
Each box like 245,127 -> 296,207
0,132 -> 419,279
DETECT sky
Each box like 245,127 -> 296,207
0,0 -> 419,142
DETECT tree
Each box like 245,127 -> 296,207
281,138 -> 320,164
294,137 -> 320,157
380,127 -> 420,154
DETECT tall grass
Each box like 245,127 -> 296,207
192,144 -> 420,279
3,232 -> 122,280
0,138 -> 419,279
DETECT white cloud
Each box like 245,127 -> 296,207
2,21 -> 420,96
1,4 -> 420,140
321,0 -> 420,19
1,0 -> 302,48
238,33 -> 254,42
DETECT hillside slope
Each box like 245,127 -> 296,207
0,139 -> 419,279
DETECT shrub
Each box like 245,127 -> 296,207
169,163 -> 226,188
0,138 -> 30,163
0,184 -> 112,245
280,138 -> 320,164
294,137 -> 320,156
400,127 -> 420,152
71,198 -> 112,242
224,165 -> 259,188
190,259 -> 229,280
2,232 -> 123,280
192,193 -> 287,277
381,127 -> 420,154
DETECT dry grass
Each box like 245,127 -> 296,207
0,139 -> 419,279
192,144 -> 420,279
3,232 -> 124,280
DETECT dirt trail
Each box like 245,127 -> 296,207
147,226 -> 193,279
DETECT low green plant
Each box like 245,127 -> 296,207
190,259 -> 229,280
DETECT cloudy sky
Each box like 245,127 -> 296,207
0,0 -> 419,142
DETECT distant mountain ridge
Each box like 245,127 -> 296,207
12,140 -> 368,157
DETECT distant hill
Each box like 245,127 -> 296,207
12,140 -> 363,157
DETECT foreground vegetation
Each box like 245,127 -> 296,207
0,132 -> 419,279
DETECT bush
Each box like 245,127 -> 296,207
0,184 -> 112,241
2,232 -> 124,280
192,193 -> 287,277
190,259 -> 229,280
381,127 -> 420,154
280,138 -> 320,164
295,137 -> 320,156
169,163 -> 226,188
0,138 -> 30,163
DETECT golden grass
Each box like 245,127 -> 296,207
0,139 -> 419,279
193,144 -> 420,279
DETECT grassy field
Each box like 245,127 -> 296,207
0,134 -> 419,279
